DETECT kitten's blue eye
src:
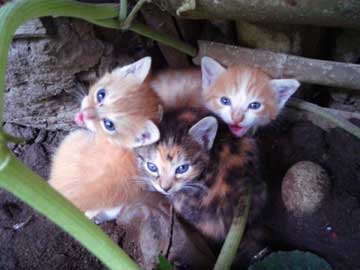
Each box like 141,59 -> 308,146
103,118 -> 115,131
147,162 -> 158,173
97,89 -> 106,103
175,164 -> 190,174
248,102 -> 261,110
220,96 -> 231,106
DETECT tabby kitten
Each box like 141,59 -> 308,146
135,108 -> 266,244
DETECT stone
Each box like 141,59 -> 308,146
281,161 -> 331,217
4,18 -> 105,131
115,192 -> 215,270
14,19 -> 47,39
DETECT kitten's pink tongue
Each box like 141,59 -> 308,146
229,125 -> 249,138
74,111 -> 84,126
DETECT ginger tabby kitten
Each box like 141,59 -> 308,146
49,57 -> 162,219
151,57 -> 300,137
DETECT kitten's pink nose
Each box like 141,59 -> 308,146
160,181 -> 172,192
74,111 -> 84,126
231,112 -> 244,124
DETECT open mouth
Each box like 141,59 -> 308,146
229,124 -> 249,137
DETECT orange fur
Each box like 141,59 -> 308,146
202,65 -> 278,123
49,58 -> 162,216
49,130 -> 141,211
152,60 -> 298,138
151,68 -> 202,109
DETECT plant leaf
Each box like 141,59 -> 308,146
249,250 -> 332,270
157,255 -> 173,270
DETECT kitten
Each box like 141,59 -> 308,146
49,57 -> 162,219
151,57 -> 300,137
135,108 -> 266,244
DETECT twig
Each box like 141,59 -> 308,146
194,41 -> 360,90
152,0 -> 360,29
214,186 -> 252,270
287,98 -> 360,139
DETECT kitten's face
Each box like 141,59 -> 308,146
201,57 -> 300,137
136,115 -> 218,195
74,57 -> 161,148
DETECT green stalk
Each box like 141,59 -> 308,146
287,98 -> 360,139
119,0 -> 128,21
120,0 -> 147,30
0,1 -> 139,269
87,18 -> 197,56
214,187 -> 252,270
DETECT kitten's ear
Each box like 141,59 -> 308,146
189,116 -> 218,150
132,120 -> 160,148
201,57 -> 227,90
269,79 -> 300,109
113,57 -> 152,83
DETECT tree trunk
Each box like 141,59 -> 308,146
154,0 -> 360,29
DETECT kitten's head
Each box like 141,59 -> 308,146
136,111 -> 218,195
74,57 -> 161,148
201,57 -> 300,137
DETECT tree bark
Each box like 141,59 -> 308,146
153,0 -> 360,29
194,41 -> 360,91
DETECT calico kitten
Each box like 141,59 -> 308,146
135,108 -> 266,244
49,57 -> 162,219
151,57 -> 300,137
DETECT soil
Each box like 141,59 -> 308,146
0,118 -> 359,270
257,119 -> 360,270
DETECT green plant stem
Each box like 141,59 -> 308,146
0,1 -> 141,269
88,18 -> 197,56
214,186 -> 252,270
287,98 -> 360,139
0,145 -> 139,270
0,131 -> 25,144
121,0 -> 148,30
119,0 -> 128,21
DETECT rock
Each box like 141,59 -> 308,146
22,143 -> 50,179
14,19 -> 47,39
3,122 -> 38,143
115,192 -> 216,270
236,21 -> 302,54
281,161 -> 331,217
333,29 -> 360,63
4,18 -> 105,131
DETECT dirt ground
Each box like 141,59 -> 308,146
0,117 -> 359,270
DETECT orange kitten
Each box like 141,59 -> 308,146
152,57 -> 300,137
49,57 -> 162,219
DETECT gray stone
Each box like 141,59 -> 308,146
115,192 -> 215,270
14,19 -> 47,39
3,122 -> 38,142
22,143 -> 50,179
4,18 -> 105,131
333,29 -> 360,63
